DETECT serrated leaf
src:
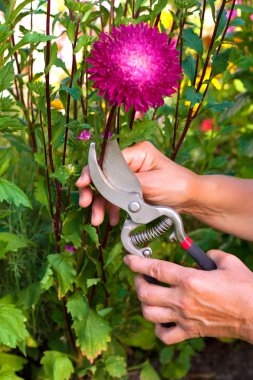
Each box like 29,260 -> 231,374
182,28 -> 203,56
83,225 -> 98,247
74,309 -> 111,363
0,302 -> 29,348
0,353 -> 27,372
41,351 -> 74,380
50,166 -> 71,185
0,117 -> 23,132
0,178 -> 32,208
0,61 -> 14,92
87,278 -> 100,288
182,55 -> 196,84
185,86 -> 203,106
67,291 -> 88,321
140,360 -> 161,380
40,265 -> 54,291
119,120 -> 155,149
60,86 -> 81,101
0,232 -> 32,259
105,355 -> 127,378
48,253 -> 76,298
0,366 -> 24,380
212,49 -> 231,76
74,34 -> 95,54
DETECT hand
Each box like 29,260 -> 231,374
124,250 -> 253,345
76,141 -> 198,225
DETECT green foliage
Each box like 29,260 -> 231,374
0,0 -> 252,378
41,351 -> 74,380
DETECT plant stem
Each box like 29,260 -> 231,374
129,108 -> 136,131
99,104 -> 117,168
62,17 -> 80,165
196,0 -> 227,93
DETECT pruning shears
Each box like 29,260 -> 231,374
88,140 -> 217,272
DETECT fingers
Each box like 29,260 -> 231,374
91,196 -> 106,226
124,255 -> 193,285
207,249 -> 242,269
108,204 -> 120,226
155,324 -> 188,345
141,304 -> 177,323
79,187 -> 93,208
76,166 -> 91,188
134,275 -> 175,307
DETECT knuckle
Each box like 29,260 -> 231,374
181,272 -> 200,291
137,286 -> 148,303
149,261 -> 163,280
141,305 -> 153,322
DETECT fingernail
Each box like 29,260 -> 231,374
123,256 -> 130,265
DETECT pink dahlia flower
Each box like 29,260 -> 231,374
87,23 -> 181,113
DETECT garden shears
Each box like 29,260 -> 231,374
88,140 -> 217,272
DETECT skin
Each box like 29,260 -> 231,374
76,141 -> 253,344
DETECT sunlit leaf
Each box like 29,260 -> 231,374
0,302 -> 29,348
0,178 -> 32,208
105,355 -> 127,378
41,351 -> 74,380
48,253 -> 76,298
140,360 -> 160,380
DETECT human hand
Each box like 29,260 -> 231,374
123,250 -> 253,345
76,141 -> 199,225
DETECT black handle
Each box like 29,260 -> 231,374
181,237 -> 217,270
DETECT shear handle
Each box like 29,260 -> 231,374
180,236 -> 217,270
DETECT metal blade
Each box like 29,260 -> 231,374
103,140 -> 143,196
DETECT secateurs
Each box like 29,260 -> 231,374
88,140 -> 217,271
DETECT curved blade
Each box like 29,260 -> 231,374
103,140 -> 143,196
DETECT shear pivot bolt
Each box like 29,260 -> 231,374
143,248 -> 152,257
128,202 -> 141,213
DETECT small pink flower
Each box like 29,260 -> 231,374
64,245 -> 76,253
78,129 -> 91,141
199,118 -> 217,132
87,23 -> 181,113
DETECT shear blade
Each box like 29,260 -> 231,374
103,140 -> 143,196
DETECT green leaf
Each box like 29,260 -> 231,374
83,225 -> 98,247
150,0 -> 168,24
40,265 -> 54,291
207,0 -> 215,21
34,177 -> 50,213
140,360 -> 161,380
182,28 -> 203,56
60,86 -> 81,101
120,317 -> 156,350
0,178 -> 32,208
0,302 -> 29,348
62,210 -> 83,248
0,353 -> 27,372
212,49 -> 231,76
17,282 -> 42,310
9,0 -> 33,23
48,253 -> 76,298
119,120 -> 155,149
216,9 -> 227,40
105,355 -> 127,378
41,351 -> 74,380
87,278 -> 100,288
74,309 -> 111,363
74,34 -> 95,54
5,32 -> 56,62
182,55 -> 196,84
0,232 -> 32,259
185,86 -> 203,106
0,366 -> 24,380
0,117 -> 23,132
135,0 -> 146,12
45,42 -> 58,75
67,291 -> 88,321
0,61 -> 14,92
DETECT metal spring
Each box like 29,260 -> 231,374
131,217 -> 173,246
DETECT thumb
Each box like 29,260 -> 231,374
206,249 -> 238,268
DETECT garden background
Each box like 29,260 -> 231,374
0,0 -> 253,379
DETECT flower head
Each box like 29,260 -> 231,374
78,129 -> 91,141
87,23 -> 181,113
64,245 -> 76,253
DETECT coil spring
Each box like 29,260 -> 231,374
131,217 -> 173,246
